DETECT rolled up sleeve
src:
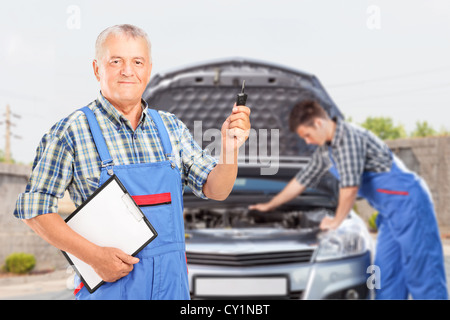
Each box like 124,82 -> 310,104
14,134 -> 73,219
295,147 -> 329,188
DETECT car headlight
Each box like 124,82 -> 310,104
315,215 -> 372,262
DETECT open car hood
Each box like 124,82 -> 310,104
143,57 -> 340,204
143,57 -> 343,158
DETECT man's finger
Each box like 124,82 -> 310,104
229,112 -> 249,122
118,252 -> 140,265
229,119 -> 247,130
232,105 -> 251,116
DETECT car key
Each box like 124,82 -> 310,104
236,80 -> 247,106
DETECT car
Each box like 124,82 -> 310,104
143,57 -> 374,300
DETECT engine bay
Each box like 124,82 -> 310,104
184,207 -> 333,230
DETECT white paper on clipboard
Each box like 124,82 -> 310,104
62,174 -> 157,293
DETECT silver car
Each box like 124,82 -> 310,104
143,58 -> 374,299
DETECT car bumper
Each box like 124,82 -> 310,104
187,250 -> 372,300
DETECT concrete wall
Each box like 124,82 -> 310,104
388,137 -> 450,227
0,163 -> 74,270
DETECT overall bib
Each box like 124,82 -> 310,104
75,106 -> 190,300
329,152 -> 447,299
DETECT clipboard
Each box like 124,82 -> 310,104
62,174 -> 158,293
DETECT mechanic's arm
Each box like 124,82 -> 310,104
203,105 -> 251,200
23,213 -> 139,282
248,178 -> 306,212
248,148 -> 328,212
319,186 -> 358,230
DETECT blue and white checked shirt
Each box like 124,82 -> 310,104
14,92 -> 218,219
295,118 -> 392,188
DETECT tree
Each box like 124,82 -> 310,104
360,116 -> 407,140
411,121 -> 437,137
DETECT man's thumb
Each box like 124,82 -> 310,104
120,253 -> 140,265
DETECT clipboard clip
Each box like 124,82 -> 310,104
121,193 -> 144,222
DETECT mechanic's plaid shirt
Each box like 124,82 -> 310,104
295,118 -> 392,188
14,92 -> 218,219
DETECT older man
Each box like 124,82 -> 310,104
14,24 -> 251,300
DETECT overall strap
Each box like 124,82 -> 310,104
79,107 -> 114,169
147,109 -> 173,157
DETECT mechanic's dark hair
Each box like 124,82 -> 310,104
289,100 -> 329,132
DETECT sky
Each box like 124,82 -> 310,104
1,0 -> 450,163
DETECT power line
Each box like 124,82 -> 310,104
327,66 -> 450,88
0,89 -> 47,102
338,82 -> 450,103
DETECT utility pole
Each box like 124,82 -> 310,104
5,104 -> 11,163
1,104 -> 21,163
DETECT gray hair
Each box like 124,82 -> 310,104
95,24 -> 152,62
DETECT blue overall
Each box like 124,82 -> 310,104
74,106 -> 190,300
330,152 -> 448,299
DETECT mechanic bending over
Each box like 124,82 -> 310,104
13,24 -> 251,300
250,100 -> 447,299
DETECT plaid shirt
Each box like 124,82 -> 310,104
295,118 -> 392,188
14,92 -> 218,219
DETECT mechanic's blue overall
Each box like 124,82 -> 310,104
329,152 -> 448,299
74,106 -> 190,300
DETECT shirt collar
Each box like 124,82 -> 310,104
329,117 -> 344,148
96,91 -> 149,129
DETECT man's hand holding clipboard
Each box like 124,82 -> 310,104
90,246 -> 139,283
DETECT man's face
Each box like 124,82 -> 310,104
296,118 -> 328,146
93,34 -> 152,106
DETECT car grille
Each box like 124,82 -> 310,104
186,250 -> 314,267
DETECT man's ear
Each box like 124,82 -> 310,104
314,117 -> 323,129
93,59 -> 101,82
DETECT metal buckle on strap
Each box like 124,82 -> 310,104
165,153 -> 176,169
101,159 -> 114,167
101,159 -> 115,175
